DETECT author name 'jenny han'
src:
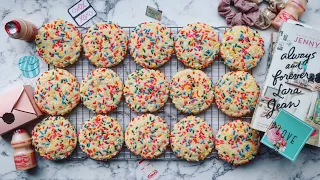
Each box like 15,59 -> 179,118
294,36 -> 320,48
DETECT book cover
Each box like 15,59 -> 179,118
251,22 -> 320,147
261,109 -> 313,162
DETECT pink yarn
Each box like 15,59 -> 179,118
218,0 -> 260,26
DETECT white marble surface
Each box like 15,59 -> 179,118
0,0 -> 320,179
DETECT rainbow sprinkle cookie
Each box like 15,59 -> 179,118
170,69 -> 214,114
129,22 -> 174,68
34,68 -> 80,115
215,71 -> 260,117
123,68 -> 169,113
215,120 -> 260,165
125,114 -> 169,159
170,116 -> 214,161
83,22 -> 128,67
32,116 -> 77,160
35,20 -> 81,68
80,68 -> 123,113
175,22 -> 220,69
220,26 -> 264,71
78,115 -> 124,160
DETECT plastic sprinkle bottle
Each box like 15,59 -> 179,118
11,129 -> 36,171
272,0 -> 308,29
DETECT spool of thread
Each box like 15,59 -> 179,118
272,0 -> 308,29
4,19 -> 38,42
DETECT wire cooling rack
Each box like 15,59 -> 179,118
48,26 -> 252,161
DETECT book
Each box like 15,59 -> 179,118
251,22 -> 320,147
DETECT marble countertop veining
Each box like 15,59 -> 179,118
1,0 -> 320,180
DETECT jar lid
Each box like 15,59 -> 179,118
5,20 -> 21,35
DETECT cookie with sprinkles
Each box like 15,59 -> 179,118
83,22 -> 128,67
215,71 -> 260,117
80,68 -> 123,113
170,116 -> 214,161
220,26 -> 264,71
129,22 -> 174,68
31,116 -> 77,160
125,114 -> 169,159
35,20 -> 81,68
215,120 -> 260,165
34,68 -> 80,115
175,22 -> 220,69
78,115 -> 124,160
170,69 -> 215,114
123,68 -> 169,113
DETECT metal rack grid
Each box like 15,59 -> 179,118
48,26 -> 252,160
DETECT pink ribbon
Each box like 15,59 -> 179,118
218,0 -> 260,26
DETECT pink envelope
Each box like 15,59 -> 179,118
0,85 -> 43,135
